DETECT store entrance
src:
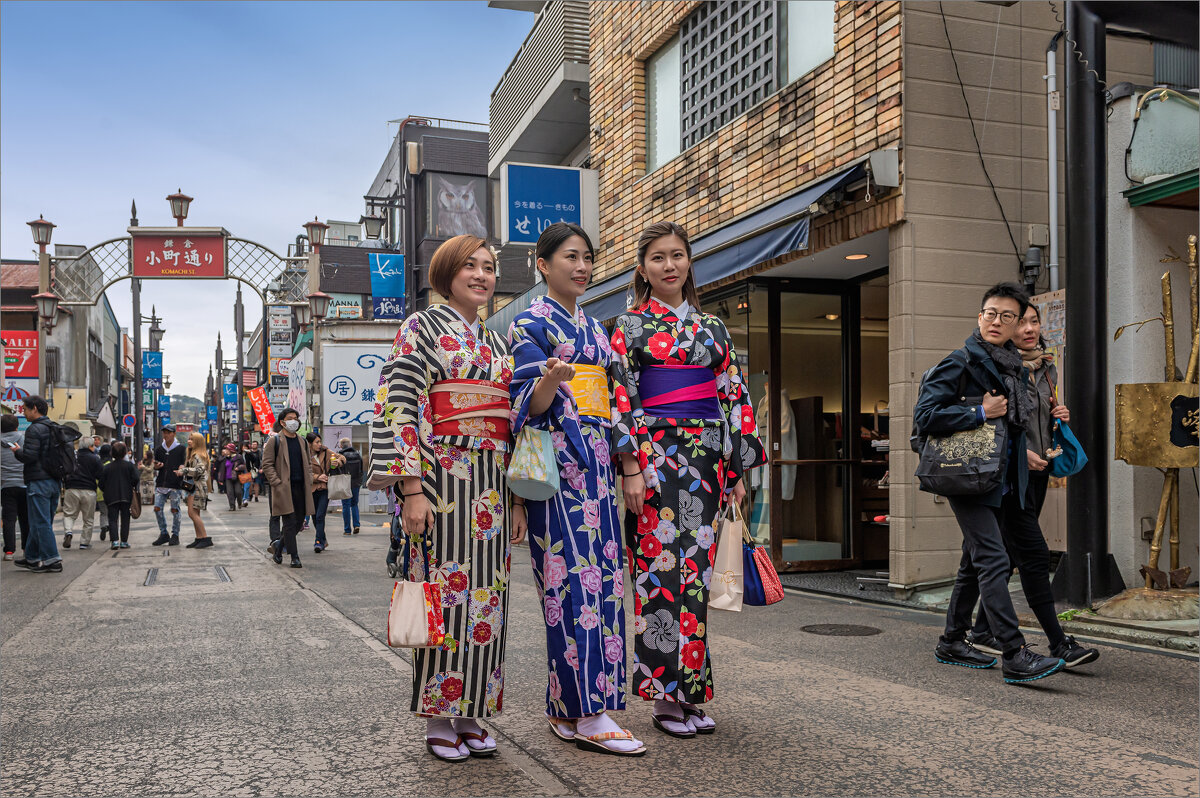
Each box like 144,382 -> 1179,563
712,270 -> 889,572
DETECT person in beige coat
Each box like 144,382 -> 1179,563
261,408 -> 315,568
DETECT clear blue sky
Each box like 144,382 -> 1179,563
1,0 -> 534,401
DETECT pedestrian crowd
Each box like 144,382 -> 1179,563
0,220 -> 1100,764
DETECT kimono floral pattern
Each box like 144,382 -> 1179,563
508,296 -> 626,718
367,304 -> 515,718
611,299 -> 765,704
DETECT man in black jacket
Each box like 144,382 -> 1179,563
152,425 -> 187,546
62,437 -> 103,549
10,396 -> 63,571
913,283 -> 1064,685
336,438 -> 364,535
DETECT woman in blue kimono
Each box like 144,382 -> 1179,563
508,223 -> 645,757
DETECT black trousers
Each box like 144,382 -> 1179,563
225,478 -> 241,509
942,495 -> 1026,654
107,501 -> 131,543
2,485 -> 29,553
275,481 -> 306,558
971,473 -> 1065,647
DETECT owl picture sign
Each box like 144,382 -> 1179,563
429,175 -> 489,239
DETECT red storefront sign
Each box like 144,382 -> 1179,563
2,330 -> 39,379
132,232 -> 226,278
247,386 -> 277,434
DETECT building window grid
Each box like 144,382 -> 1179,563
680,0 -> 778,150
87,333 -> 109,413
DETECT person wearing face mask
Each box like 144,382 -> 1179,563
367,234 -> 527,763
507,223 -> 642,756
914,283 -> 1066,685
261,408 -> 314,568
609,221 -> 766,740
966,305 -> 1099,668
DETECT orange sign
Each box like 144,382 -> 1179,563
247,386 -> 276,433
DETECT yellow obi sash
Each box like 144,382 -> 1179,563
566,364 -> 609,419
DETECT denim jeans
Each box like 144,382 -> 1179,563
241,479 -> 252,503
25,479 -> 62,565
311,490 -> 329,545
154,489 -> 183,537
341,483 -> 360,533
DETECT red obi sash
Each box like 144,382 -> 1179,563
429,379 -> 511,441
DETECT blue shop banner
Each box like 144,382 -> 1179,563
368,252 -> 405,320
142,351 -> 163,389
503,163 -> 582,246
199,419 -> 209,433
223,384 -> 238,409
159,413 -> 171,426
206,405 -> 218,422
158,395 -> 171,415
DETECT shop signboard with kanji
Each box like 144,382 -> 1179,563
132,229 -> 227,278
247,386 -> 276,433
500,163 -> 599,246
142,351 -> 163,389
321,343 -> 389,426
2,331 -> 38,379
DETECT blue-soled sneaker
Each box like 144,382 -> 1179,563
1002,645 -> 1064,684
935,639 -> 997,669
1051,635 -> 1100,668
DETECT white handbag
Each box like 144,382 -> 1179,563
386,580 -> 446,648
327,473 -> 352,501
709,502 -> 746,612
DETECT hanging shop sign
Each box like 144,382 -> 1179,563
368,253 -> 405,320
287,348 -> 311,425
131,228 -> 228,279
142,351 -> 163,389
500,163 -> 599,247
2,330 -> 39,379
321,343 -> 389,426
247,385 -> 277,434
326,292 -> 364,319
222,383 -> 238,410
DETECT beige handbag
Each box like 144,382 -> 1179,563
709,502 -> 746,612
386,580 -> 446,648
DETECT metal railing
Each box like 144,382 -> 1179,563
489,0 -> 590,159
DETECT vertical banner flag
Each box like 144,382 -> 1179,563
287,348 -> 311,426
142,351 -> 163,389
247,386 -> 277,434
207,405 -> 219,422
200,419 -> 209,433
158,395 -> 171,415
223,383 -> 238,409
368,252 -> 405,320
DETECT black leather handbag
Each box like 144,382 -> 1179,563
915,416 -> 1008,497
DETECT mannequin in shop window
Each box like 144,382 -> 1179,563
749,384 -> 797,542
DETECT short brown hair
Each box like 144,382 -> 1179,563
428,235 -> 489,299
630,221 -> 701,309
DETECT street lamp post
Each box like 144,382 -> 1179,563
27,215 -> 58,399
166,189 -> 193,227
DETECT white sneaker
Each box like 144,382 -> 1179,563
2,552 -> 12,561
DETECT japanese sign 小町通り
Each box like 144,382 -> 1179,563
132,233 -> 225,278
321,343 -> 389,426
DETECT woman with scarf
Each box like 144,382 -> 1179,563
913,283 -> 1066,685
966,304 -> 1099,668
610,221 -> 765,739
508,223 -> 642,756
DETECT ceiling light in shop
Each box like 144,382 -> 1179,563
844,253 -> 869,260
825,314 -> 840,320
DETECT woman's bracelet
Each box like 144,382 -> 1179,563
623,470 -> 642,478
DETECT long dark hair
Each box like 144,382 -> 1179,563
629,221 -> 702,309
536,222 -> 594,264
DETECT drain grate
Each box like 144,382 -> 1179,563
213,565 -> 231,583
144,568 -> 158,587
801,624 -> 881,636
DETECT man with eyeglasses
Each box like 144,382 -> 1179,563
913,283 -> 1065,685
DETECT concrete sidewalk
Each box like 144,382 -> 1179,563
2,500 -> 1197,797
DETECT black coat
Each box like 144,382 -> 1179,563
13,416 -> 54,483
155,442 -> 188,489
99,459 -> 139,506
65,448 -> 103,491
338,446 -> 364,488
912,334 -> 1029,509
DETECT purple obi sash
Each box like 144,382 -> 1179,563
639,364 -> 721,419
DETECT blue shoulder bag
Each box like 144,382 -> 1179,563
1049,420 -> 1087,477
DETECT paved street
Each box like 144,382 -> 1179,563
2,500 -> 1197,798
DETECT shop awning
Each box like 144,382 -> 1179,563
292,329 -> 313,356
1121,168 -> 1198,209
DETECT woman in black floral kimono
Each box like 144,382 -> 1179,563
610,221 -> 766,739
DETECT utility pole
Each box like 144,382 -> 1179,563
235,284 -> 245,446
130,200 -> 144,458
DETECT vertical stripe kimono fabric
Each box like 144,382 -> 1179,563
367,304 -> 515,718
508,295 -> 626,719
610,298 -> 766,705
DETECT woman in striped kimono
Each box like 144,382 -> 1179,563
610,221 -> 766,740
367,235 -> 526,763
508,223 -> 644,757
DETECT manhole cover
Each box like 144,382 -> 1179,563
801,624 -> 881,636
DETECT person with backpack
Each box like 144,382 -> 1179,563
912,283 -> 1065,685
61,437 -> 103,549
10,395 -> 69,572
